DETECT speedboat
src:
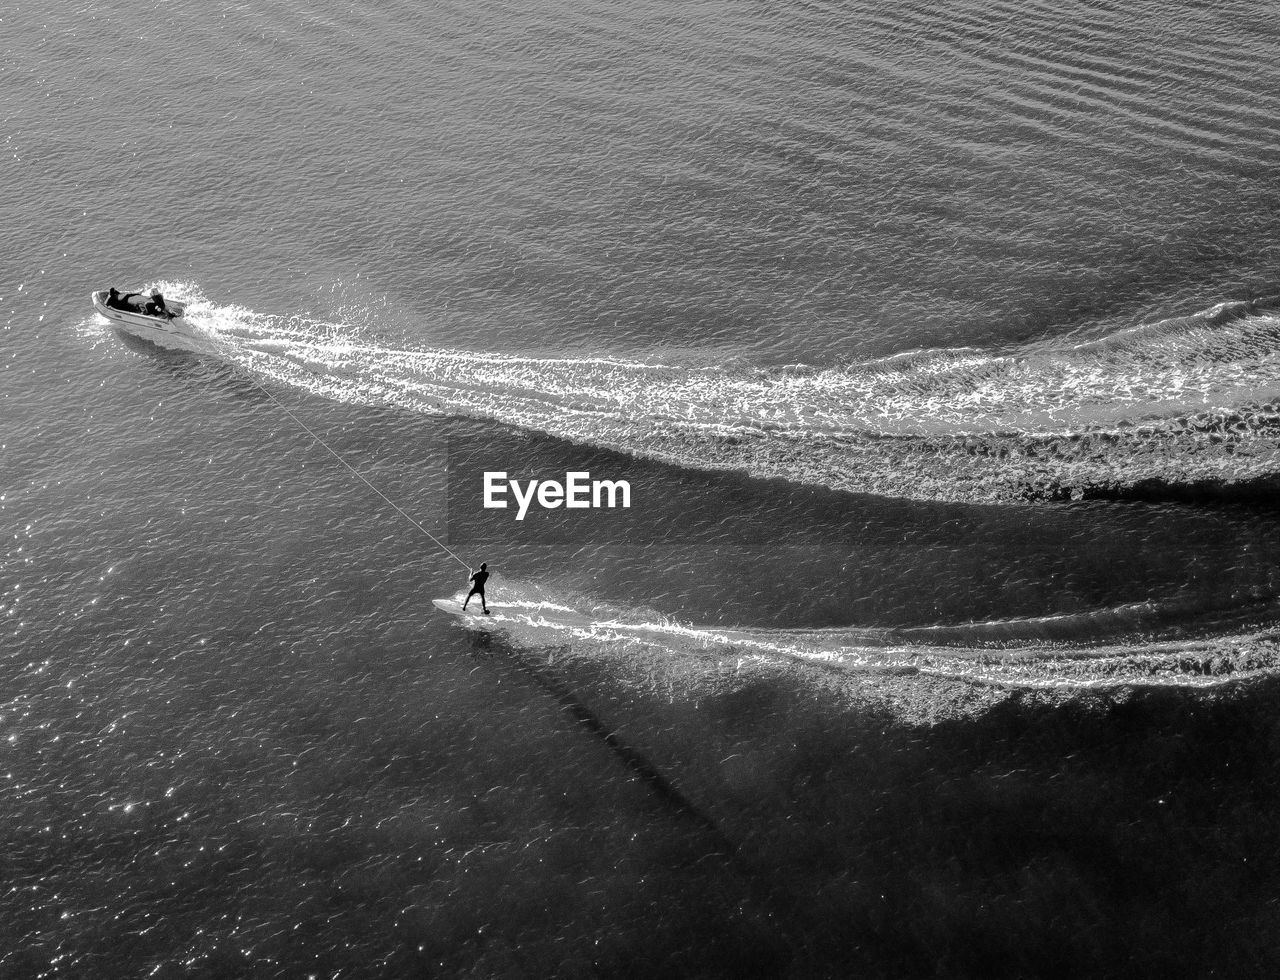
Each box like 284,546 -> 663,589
91,289 -> 188,341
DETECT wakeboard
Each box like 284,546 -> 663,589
432,598 -> 494,618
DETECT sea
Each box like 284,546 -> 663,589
4,1 -> 1280,976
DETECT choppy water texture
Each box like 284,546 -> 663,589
5,0 -> 1280,976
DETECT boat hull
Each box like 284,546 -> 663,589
91,290 -> 192,346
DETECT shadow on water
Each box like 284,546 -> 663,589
465,633 -> 738,857
460,630 -> 826,974
111,326 -> 279,405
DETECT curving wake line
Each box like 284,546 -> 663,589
148,283 -> 1280,504
439,578 -> 1280,697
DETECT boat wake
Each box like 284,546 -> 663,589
125,283 -> 1280,504
440,578 -> 1280,712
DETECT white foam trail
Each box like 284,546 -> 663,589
147,284 -> 1280,502
444,580 -> 1280,694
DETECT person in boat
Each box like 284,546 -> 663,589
105,287 -> 136,310
462,562 -> 490,615
144,289 -> 169,317
106,287 -> 144,311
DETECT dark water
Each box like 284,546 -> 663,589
4,0 -> 1280,975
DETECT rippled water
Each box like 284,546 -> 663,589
5,0 -> 1280,975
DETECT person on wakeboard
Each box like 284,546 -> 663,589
462,562 -> 490,615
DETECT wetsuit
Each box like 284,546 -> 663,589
463,568 -> 489,613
